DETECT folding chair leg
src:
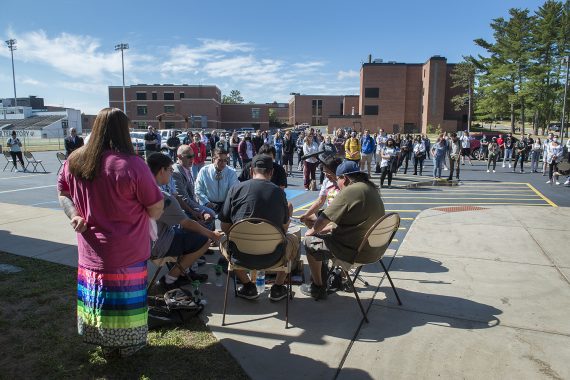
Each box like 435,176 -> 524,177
342,269 -> 369,323
2,161 -> 11,172
222,268 -> 232,326
39,162 -> 47,173
285,271 -> 290,328
380,260 -> 402,305
352,266 -> 369,287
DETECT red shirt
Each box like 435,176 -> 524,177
190,142 -> 207,165
497,137 -> 504,148
57,151 -> 163,270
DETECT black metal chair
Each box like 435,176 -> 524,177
221,218 -> 292,328
329,212 -> 402,323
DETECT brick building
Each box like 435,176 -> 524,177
109,84 -> 222,130
288,94 -> 348,126
353,56 -> 465,134
109,84 -> 289,131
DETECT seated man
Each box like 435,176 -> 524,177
172,144 -> 216,226
299,156 -> 342,228
147,153 -> 222,289
195,148 -> 239,214
219,154 -> 300,301
300,160 -> 386,300
238,144 -> 287,189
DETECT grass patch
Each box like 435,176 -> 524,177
0,252 -> 249,380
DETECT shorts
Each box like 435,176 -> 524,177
282,153 -> 293,166
165,226 -> 208,257
461,148 -> 471,157
304,234 -> 335,261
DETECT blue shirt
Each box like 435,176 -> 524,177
195,164 -> 239,204
360,135 -> 376,154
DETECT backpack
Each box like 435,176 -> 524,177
147,287 -> 204,329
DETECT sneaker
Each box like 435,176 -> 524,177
269,284 -> 288,301
159,275 -> 195,290
487,169 -> 490,173
493,170 -> 496,173
299,283 -> 327,300
509,164 -> 512,168
204,249 -> 215,255
237,282 -> 259,300
520,170 -> 524,173
564,179 -> 570,186
502,163 -> 505,168
546,180 -> 552,184
556,181 -> 561,185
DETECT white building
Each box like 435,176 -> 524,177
0,106 -> 82,139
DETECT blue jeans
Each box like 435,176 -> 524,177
433,156 -> 443,178
275,150 -> 282,165
503,148 -> 513,165
231,150 -> 241,168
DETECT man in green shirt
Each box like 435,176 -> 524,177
300,160 -> 385,300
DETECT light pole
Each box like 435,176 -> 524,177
5,39 -> 17,107
115,43 -> 129,114
561,55 -> 569,145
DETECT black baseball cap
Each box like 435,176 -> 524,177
252,154 -> 273,170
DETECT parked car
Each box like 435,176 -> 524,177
129,132 -> 146,155
159,129 -> 182,152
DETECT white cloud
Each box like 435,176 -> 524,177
337,70 -> 359,80
293,61 -> 325,69
0,29 -> 152,80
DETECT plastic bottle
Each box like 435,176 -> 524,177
255,271 -> 266,294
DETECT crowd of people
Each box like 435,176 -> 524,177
56,107 -> 569,358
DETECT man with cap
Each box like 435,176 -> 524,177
218,154 -> 300,302
300,160 -> 385,300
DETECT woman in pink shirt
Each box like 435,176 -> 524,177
190,133 -> 207,178
58,108 -> 163,358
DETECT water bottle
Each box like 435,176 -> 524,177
255,271 -> 266,294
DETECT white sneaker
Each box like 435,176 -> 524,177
546,180 -> 551,184
564,179 -> 570,186
555,181 -> 561,185
487,169 -> 490,172
502,163 -> 505,168
508,164 -> 512,168
493,170 -> 496,173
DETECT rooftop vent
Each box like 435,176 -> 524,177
373,59 -> 383,63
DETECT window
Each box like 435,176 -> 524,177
180,92 -> 185,99
136,92 -> 147,100
364,88 -> 379,98
164,105 -> 175,114
152,92 -> 157,100
137,105 -> 148,116
137,121 -> 148,128
312,99 -> 323,116
164,92 -> 174,100
251,108 -> 260,119
364,105 -> 378,115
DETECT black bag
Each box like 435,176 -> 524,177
375,162 -> 381,173
147,288 -> 204,329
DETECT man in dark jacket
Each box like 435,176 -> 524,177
64,128 -> 84,157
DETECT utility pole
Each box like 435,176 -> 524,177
115,43 -> 129,114
5,39 -> 17,107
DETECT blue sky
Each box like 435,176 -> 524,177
0,0 -> 545,114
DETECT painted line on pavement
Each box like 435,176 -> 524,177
382,196 -> 542,200
0,184 -> 56,194
30,200 -> 59,206
526,183 -> 557,208
0,174 -> 47,180
383,202 -> 548,206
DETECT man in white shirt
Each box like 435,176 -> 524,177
195,148 -> 239,213
460,131 -> 473,165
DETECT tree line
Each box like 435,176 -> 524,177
452,0 -> 570,135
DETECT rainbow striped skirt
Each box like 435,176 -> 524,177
77,261 -> 148,351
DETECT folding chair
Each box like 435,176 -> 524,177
3,151 -> 14,172
23,151 -> 47,173
330,212 -> 402,323
56,152 -> 66,175
221,218 -> 292,328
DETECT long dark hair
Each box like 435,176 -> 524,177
68,108 -> 135,180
